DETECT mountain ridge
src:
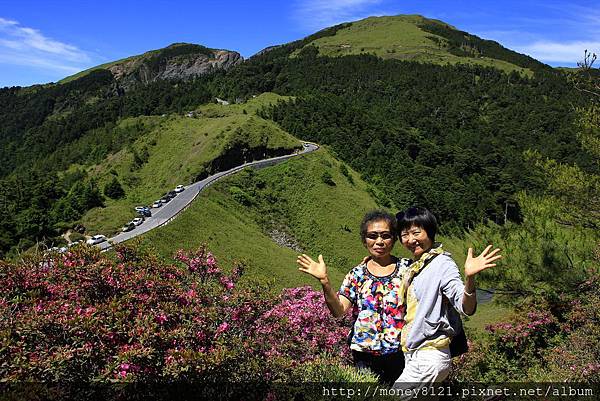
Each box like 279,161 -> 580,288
60,43 -> 243,89
57,14 -> 551,88
285,15 -> 550,74
0,13 -> 590,260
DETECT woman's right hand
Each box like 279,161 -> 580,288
297,254 -> 328,284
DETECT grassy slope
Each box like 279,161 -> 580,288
138,148 -> 382,290
58,57 -> 136,84
299,15 -> 531,75
82,93 -> 299,235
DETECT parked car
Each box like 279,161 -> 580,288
175,185 -> 185,193
122,222 -> 135,232
168,190 -> 177,198
152,200 -> 162,208
132,217 -> 144,226
86,235 -> 107,245
133,205 -> 151,217
160,196 -> 170,203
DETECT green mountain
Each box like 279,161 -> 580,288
0,14 -> 595,266
59,43 -> 242,88
284,15 -> 550,75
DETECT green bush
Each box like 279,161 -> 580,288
103,177 -> 125,199
321,171 -> 335,186
229,186 -> 254,205
340,163 -> 354,185
457,192 -> 596,297
70,232 -> 86,243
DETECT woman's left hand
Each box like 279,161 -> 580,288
464,245 -> 502,278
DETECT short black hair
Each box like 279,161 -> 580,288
396,207 -> 438,242
359,210 -> 398,244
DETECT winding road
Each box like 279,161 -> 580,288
97,142 -> 319,251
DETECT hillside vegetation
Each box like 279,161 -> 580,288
138,148 -> 380,289
0,14 -> 594,269
82,93 -> 300,235
295,15 -> 547,75
1,13 -> 599,388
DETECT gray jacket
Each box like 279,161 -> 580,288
402,253 -> 467,352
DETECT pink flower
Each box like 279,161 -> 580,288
220,276 -> 235,290
215,322 -> 229,337
155,313 -> 168,324
206,253 -> 216,267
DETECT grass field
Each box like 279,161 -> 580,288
81,93 -> 299,236
298,15 -> 531,75
463,299 -> 513,335
135,147 -> 385,290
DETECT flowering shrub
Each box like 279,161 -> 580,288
451,269 -> 600,383
0,242 -> 356,392
254,286 -> 351,364
537,270 -> 600,382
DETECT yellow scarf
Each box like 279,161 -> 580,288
398,243 -> 445,306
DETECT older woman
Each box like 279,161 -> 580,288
297,210 -> 408,385
392,207 -> 501,389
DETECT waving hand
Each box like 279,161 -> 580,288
297,254 -> 328,283
464,245 -> 502,278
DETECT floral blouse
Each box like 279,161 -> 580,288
339,259 -> 411,354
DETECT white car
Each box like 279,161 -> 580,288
175,185 -> 185,192
152,200 -> 162,208
132,217 -> 144,226
134,206 -> 147,212
86,235 -> 107,245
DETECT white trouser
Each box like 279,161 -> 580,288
391,347 -> 452,400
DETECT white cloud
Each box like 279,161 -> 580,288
515,41 -> 600,64
0,17 -> 17,26
293,0 -> 387,31
0,17 -> 92,78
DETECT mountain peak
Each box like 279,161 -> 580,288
294,14 -> 548,74
61,43 -> 243,87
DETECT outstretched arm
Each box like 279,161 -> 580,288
297,254 -> 351,318
462,245 -> 502,315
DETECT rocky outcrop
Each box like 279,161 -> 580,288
268,228 -> 303,252
160,50 -> 242,80
107,44 -> 243,90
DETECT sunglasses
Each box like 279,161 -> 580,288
365,231 -> 394,241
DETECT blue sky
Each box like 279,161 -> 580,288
1,0 -> 598,87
